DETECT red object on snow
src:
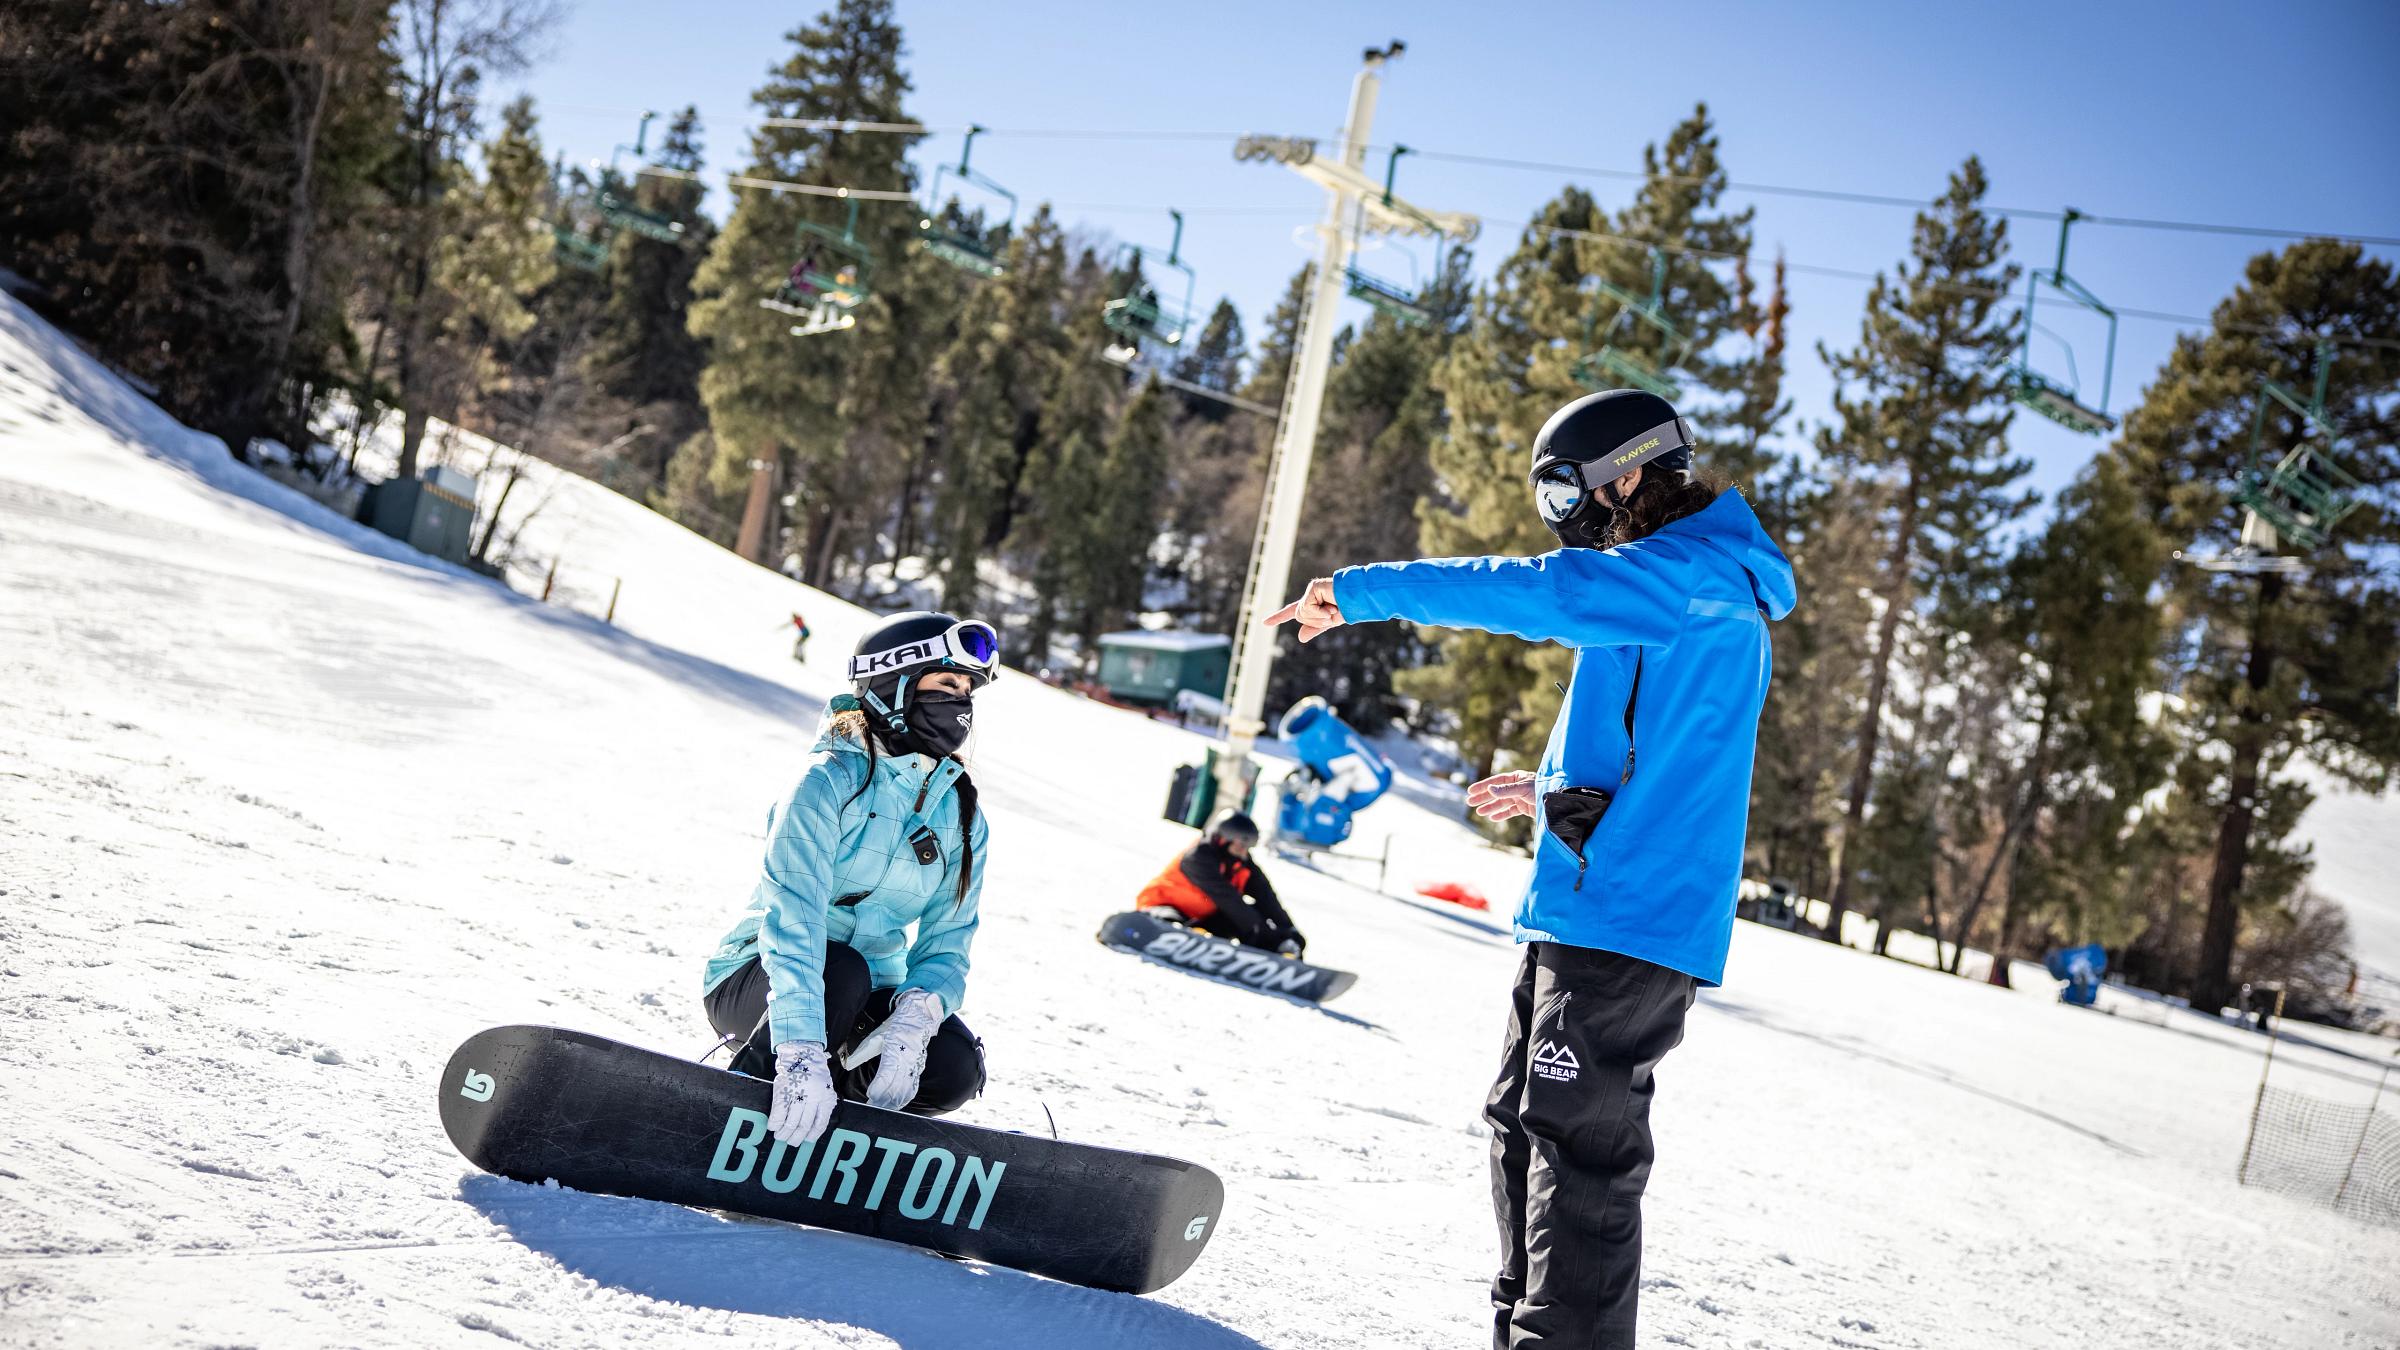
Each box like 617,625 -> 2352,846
1417,881 -> 1491,912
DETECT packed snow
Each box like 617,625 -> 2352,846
3,289 -> 2397,1348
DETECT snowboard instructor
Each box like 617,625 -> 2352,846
1265,390 -> 1795,1349
702,612 -> 1000,1149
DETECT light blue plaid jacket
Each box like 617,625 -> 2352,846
702,722 -> 987,1046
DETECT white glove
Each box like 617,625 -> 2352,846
842,989 -> 944,1110
768,1041 -> 836,1146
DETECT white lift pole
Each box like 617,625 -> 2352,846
1215,43 -> 1475,808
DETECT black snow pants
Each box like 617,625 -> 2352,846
1487,941 -> 1695,1350
704,942 -> 985,1115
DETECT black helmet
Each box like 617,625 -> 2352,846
1528,390 -> 1696,547
849,611 -> 1000,733
1206,809 -> 1259,848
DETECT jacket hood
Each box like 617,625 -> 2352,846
1666,490 -> 1796,621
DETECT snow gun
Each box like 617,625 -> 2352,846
1273,696 -> 1394,848
2041,943 -> 2108,1007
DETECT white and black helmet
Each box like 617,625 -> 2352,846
848,610 -> 1000,730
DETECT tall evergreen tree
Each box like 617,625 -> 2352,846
925,205 -> 1069,610
437,94 -> 556,420
1407,187 -> 1603,781
386,0 -> 564,479
686,0 -> 920,584
0,0 -> 396,450
2117,241 -> 2400,1011
1815,157 -> 2029,945
1271,247 -> 1474,726
588,105 -> 715,495
1009,250 -> 1120,665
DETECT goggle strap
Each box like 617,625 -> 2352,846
1530,416 -> 1695,492
846,622 -> 1001,684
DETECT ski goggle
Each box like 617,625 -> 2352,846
1531,461 -> 1593,523
847,619 -> 1003,685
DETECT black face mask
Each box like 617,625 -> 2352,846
893,689 -> 974,759
1544,498 -> 1623,551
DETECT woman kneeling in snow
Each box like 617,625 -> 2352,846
701,611 -> 998,1148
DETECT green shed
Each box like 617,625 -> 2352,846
1096,630 -> 1231,708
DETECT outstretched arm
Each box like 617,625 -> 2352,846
1327,547 -> 1690,650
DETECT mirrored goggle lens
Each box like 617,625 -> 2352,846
953,623 -> 1000,666
1532,467 -> 1586,522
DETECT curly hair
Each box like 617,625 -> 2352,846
1600,471 -> 1725,550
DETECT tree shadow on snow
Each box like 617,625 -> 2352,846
460,1174 -> 1268,1350
1699,994 -> 2149,1158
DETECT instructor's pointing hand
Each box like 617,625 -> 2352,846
1263,577 -> 1345,644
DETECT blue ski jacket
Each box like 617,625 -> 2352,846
702,721 -> 987,1046
1332,490 -> 1795,986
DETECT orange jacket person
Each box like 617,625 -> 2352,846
1138,811 -> 1306,955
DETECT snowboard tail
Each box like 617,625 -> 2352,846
439,1024 -> 1222,1294
1097,910 -> 1358,1003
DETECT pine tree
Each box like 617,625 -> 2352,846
1816,157 -> 2030,946
925,205 -> 1069,610
437,95 -> 557,422
1967,453 -> 2171,983
0,0 -> 396,450
1406,188 -> 1604,781
588,106 -> 715,495
1569,105 -> 1755,405
1009,250 -> 1120,667
1270,247 -> 1474,726
387,0 -> 564,479
2117,241 -> 2400,1011
1083,379 -> 1176,638
686,0 -> 920,584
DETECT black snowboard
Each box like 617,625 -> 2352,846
1097,910 -> 1358,1003
439,1024 -> 1224,1294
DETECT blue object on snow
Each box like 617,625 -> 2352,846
2042,943 -> 2108,1007
1274,697 -> 1394,848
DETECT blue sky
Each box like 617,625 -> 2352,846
508,0 -> 2400,506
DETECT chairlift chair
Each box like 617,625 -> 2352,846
2229,342 -> 2364,550
918,126 -> 1016,278
760,197 -> 874,336
1102,210 -> 1198,350
1571,248 -> 1692,399
2009,210 -> 2118,434
590,113 -> 692,247
546,160 -> 609,272
1342,147 -> 1450,328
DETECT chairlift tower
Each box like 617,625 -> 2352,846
1217,42 -> 1478,805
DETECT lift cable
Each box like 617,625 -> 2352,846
1388,149 -> 2400,248
551,106 -> 2395,245
1495,214 -> 2400,354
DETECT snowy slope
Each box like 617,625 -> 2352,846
3,289 -> 2397,1350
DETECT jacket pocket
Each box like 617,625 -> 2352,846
1541,787 -> 1614,891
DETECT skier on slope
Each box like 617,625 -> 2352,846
1266,389 -> 1795,1350
702,612 -> 1000,1147
1136,810 -> 1307,956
